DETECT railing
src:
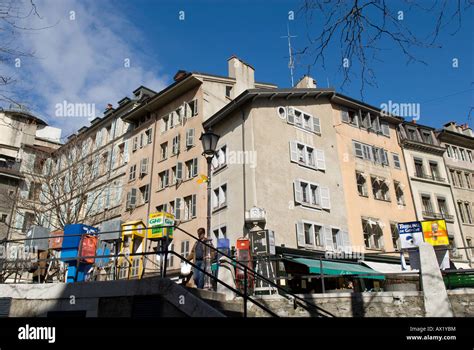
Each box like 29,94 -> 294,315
0,225 -> 336,317
414,173 -> 445,182
422,211 -> 454,221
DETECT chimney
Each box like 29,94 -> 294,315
228,56 -> 255,96
411,119 -> 417,124
295,75 -> 317,89
174,70 -> 188,82
106,103 -> 113,110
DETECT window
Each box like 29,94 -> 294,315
372,177 -> 390,201
460,149 -> 466,161
161,115 -> 169,133
394,181 -> 405,206
407,127 -> 419,141
168,242 -> 174,267
294,180 -> 331,209
458,201 -> 466,223
129,164 -> 137,181
181,240 -> 190,258
159,170 -> 169,189
118,143 -> 125,166
414,159 -> 424,177
174,197 -> 182,219
332,228 -> 341,249
28,182 -> 41,201
160,142 -> 168,160
429,161 -> 440,181
465,173 -> 472,189
392,153 -> 401,169
0,214 -> 7,223
456,171 -> 464,187
468,150 -> 473,163
446,145 -> 453,158
362,218 -> 384,250
213,225 -> 227,239
289,141 -> 325,170
380,121 -> 390,136
421,130 -> 433,144
465,202 -> 473,224
296,221 -> 324,248
140,158 -> 148,177
22,212 -> 35,232
212,145 -> 227,172
172,135 -> 180,155
356,172 -> 368,197
183,195 -> 197,220
185,158 -> 198,179
225,86 -> 232,98
212,184 -> 227,211
452,147 -> 460,159
360,112 -> 371,129
421,194 -> 433,214
139,184 -> 149,204
341,109 -> 359,126
156,203 -> 168,213
437,197 -> 450,218
185,128 -> 195,147
187,100 -> 198,117
390,223 -> 400,251
171,166 -> 177,185
449,169 -> 457,186
126,188 -> 137,209
132,136 -> 138,152
372,147 -> 389,166
100,152 -> 108,175
145,128 -> 153,144
287,107 -> 320,133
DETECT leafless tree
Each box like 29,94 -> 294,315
298,0 -> 472,98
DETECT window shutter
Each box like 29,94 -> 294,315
176,162 -> 183,181
186,128 -> 195,147
293,180 -> 303,204
175,197 -> 181,219
353,141 -> 363,158
126,191 -> 131,208
165,169 -> 169,186
382,150 -> 389,166
335,230 -> 342,249
373,117 -> 381,132
184,102 -> 191,119
192,194 -> 197,217
341,230 -> 350,252
192,158 -> 198,177
341,110 -> 349,123
312,117 -> 321,134
123,140 -> 129,163
287,107 -> 295,125
381,121 -> 390,136
176,135 -> 181,153
324,226 -> 334,251
110,146 -> 117,169
147,129 -> 153,144
193,99 -> 198,116
140,133 -> 144,148
115,181 -> 123,206
289,141 -> 298,162
104,186 -> 110,209
130,188 -> 137,207
296,221 -> 305,247
320,186 -> 331,209
316,149 -> 326,170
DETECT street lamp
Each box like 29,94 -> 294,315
199,129 -> 220,290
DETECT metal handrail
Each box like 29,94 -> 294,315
173,226 -> 335,317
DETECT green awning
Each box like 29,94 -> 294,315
291,258 -> 385,280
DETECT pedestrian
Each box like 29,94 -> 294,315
187,228 -> 213,289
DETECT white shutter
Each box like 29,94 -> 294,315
175,197 -> 181,219
192,158 -> 198,177
130,188 -> 137,207
373,117 -> 381,132
342,230 -> 350,252
115,181 -> 123,205
324,226 -> 334,251
176,162 -> 183,181
186,128 -> 195,147
341,110 -> 349,123
15,213 -> 24,231
184,102 -> 192,119
124,140 -> 129,163
287,107 -> 295,124
320,186 -> 331,209
191,194 -> 197,217
289,141 -> 298,162
296,221 -> 305,247
312,116 -> 321,134
140,158 -> 148,175
381,121 -> 390,136
353,141 -> 363,158
293,180 -> 303,204
316,149 -> 326,170
335,229 -> 342,249
111,146 -> 117,169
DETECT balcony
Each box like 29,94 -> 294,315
414,172 -> 446,183
0,159 -> 23,179
422,211 -> 454,221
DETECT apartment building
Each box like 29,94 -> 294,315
119,57 -> 276,275
398,121 -> 466,261
0,107 -> 61,241
437,122 -> 474,263
202,76 -> 352,258
333,97 -> 417,254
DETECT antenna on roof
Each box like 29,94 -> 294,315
281,23 -> 297,87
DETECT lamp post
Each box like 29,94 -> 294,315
199,129 -> 219,290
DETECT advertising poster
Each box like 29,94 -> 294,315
397,221 -> 424,249
421,219 -> 449,246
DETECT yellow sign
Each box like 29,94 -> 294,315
421,220 -> 449,246
148,212 -> 175,240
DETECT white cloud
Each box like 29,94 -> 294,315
13,0 -> 167,138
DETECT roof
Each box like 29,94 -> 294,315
1,108 -> 48,126
192,71 -> 277,87
203,88 -> 403,128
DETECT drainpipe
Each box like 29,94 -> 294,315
241,109 -> 247,236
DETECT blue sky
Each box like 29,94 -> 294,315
7,0 -> 473,138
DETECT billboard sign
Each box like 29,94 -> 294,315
421,219 -> 449,246
397,221 -> 424,249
